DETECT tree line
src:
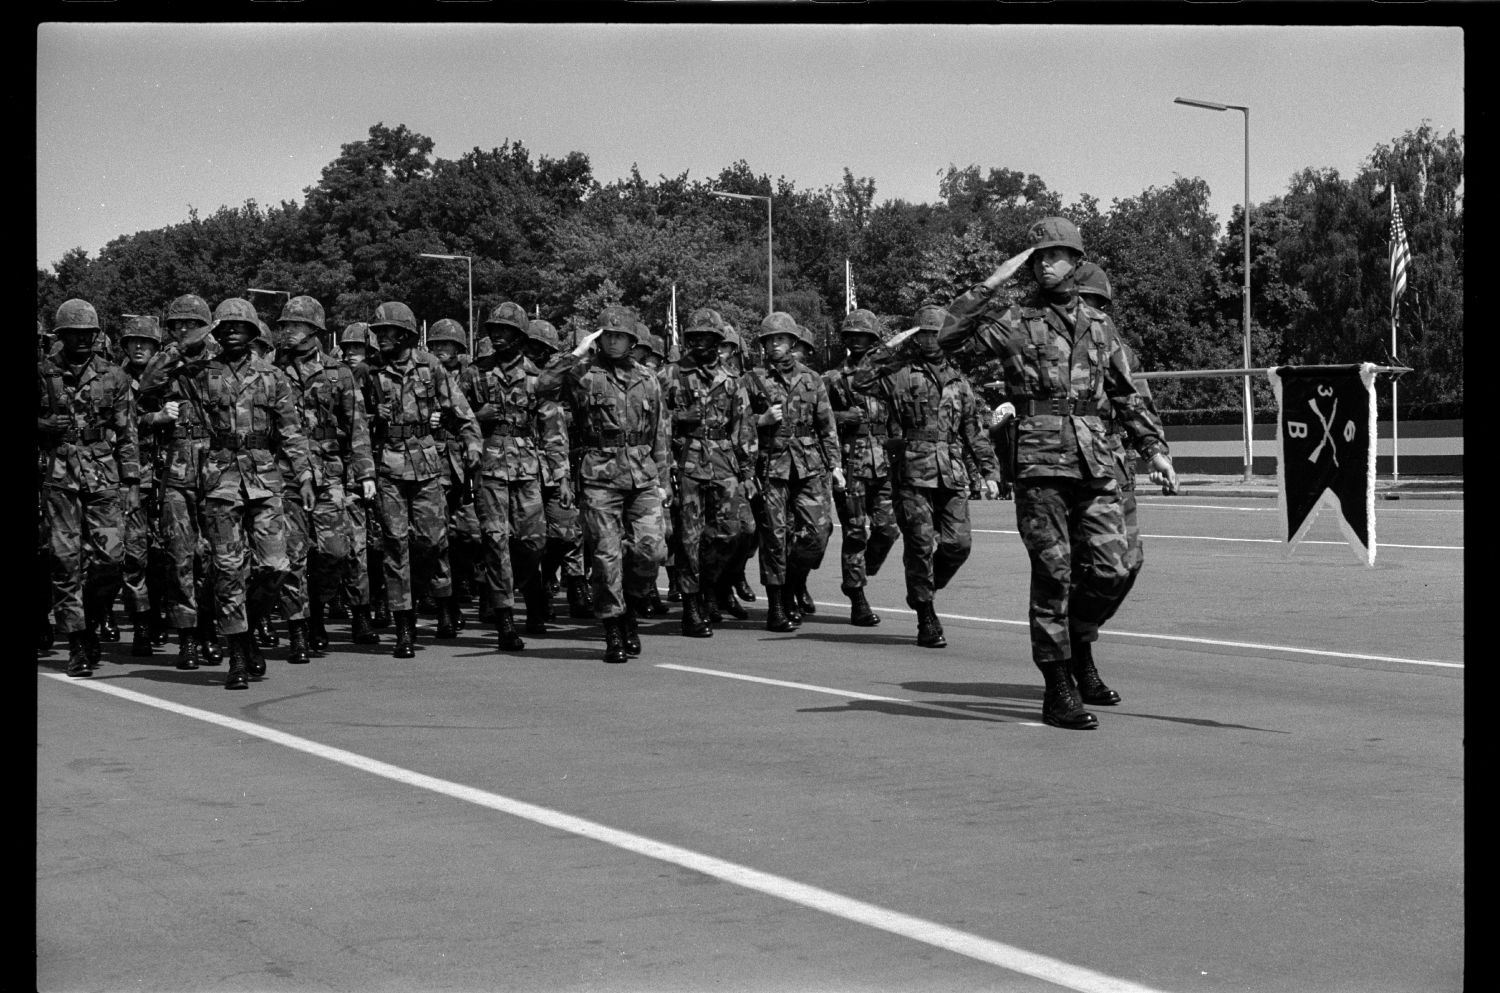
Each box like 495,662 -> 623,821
37,120 -> 1462,419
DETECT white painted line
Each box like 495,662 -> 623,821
1134,501 -> 1464,515
41,674 -> 1161,993
971,529 -> 1462,551
811,604 -> 1462,669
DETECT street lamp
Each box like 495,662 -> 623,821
711,191 -> 774,316
1175,95 -> 1254,482
418,253 -> 474,352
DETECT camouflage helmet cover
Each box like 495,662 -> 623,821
277,294 -> 326,331
646,331 -> 668,359
1073,261 -> 1113,302
912,304 -> 948,332
370,301 -> 419,336
53,298 -> 101,333
683,318 -> 726,342
165,294 -> 212,327
340,322 -> 373,346
794,322 -> 817,348
209,297 -> 261,334
484,300 -> 530,334
526,319 -> 560,351
840,308 -> 883,338
596,304 -> 641,341
756,311 -> 800,341
720,324 -> 743,352
687,306 -> 724,330
1027,216 -> 1085,256
427,318 -> 468,348
121,314 -> 164,344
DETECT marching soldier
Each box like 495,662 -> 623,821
855,305 -> 1001,649
822,309 -> 899,627
273,296 -> 375,661
426,318 -> 483,626
940,217 -> 1177,729
745,312 -> 842,633
38,299 -> 140,677
339,322 -> 386,642
536,305 -> 669,664
633,327 -> 673,618
365,301 -> 481,659
717,323 -> 760,614
117,315 -> 172,658
662,314 -> 757,637
140,298 -> 314,689
462,301 -> 547,649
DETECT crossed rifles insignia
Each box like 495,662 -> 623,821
1286,385 -> 1356,467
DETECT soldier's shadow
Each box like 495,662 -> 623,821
796,680 -> 1045,723
901,680 -> 1044,700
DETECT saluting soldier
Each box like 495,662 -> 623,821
744,312 -> 843,633
536,305 -> 670,664
822,309 -> 900,627
273,296 -> 375,661
855,305 -> 1001,649
140,298 -> 314,689
38,299 -> 141,677
940,217 -> 1177,729
365,301 -> 482,659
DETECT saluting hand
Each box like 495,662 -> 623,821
884,328 -> 919,351
985,246 -> 1036,288
573,329 -> 604,358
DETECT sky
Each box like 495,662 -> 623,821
36,21 -> 1465,270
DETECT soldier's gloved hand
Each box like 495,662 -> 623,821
884,327 -> 919,351
360,479 -> 376,502
757,403 -> 783,428
831,467 -> 846,491
300,478 -> 317,511
1149,453 -> 1179,495
428,410 -> 443,430
982,478 -> 1000,500
572,329 -> 603,358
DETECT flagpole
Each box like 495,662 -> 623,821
845,259 -> 851,316
1390,187 -> 1401,484
670,283 -> 678,357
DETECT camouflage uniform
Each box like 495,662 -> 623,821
39,300 -> 140,674
523,321 -> 589,617
427,320 -> 484,613
536,306 -> 669,660
341,325 -> 386,627
118,317 -> 174,655
940,218 -> 1168,728
853,305 -> 999,645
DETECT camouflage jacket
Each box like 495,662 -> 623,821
123,361 -> 172,491
461,354 -> 544,482
823,358 -> 892,480
537,353 -> 668,491
851,352 -> 997,490
138,336 -> 220,491
278,349 -> 375,488
366,350 -> 481,482
742,359 -> 839,482
662,357 -> 755,484
940,285 -> 1167,481
140,349 -> 312,501
38,353 -> 140,493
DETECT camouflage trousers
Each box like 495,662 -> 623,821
582,483 -> 667,620
476,475 -> 546,611
756,472 -> 833,587
280,479 -> 354,620
45,484 -> 126,634
893,485 -> 972,605
443,479 -> 483,594
1088,467 -> 1144,628
202,492 -> 289,636
377,475 -> 451,611
120,497 -> 165,616
159,485 -> 216,630
671,474 -> 746,594
1015,475 -> 1130,663
343,493 -> 370,606
834,473 -> 898,593
542,483 -> 585,581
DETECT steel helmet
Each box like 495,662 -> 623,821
277,295 -> 326,332
165,294 -> 212,327
912,304 -> 949,332
340,322 -> 373,346
720,324 -> 743,353
526,319 -> 560,352
209,298 -> 261,334
757,311 -> 801,341
1073,262 -> 1113,302
596,305 -> 641,341
684,318 -> 726,342
840,308 -> 882,338
53,298 -> 101,333
370,301 -> 418,336
427,318 -> 468,349
794,322 -> 817,348
645,332 -> 668,360
484,301 -> 530,335
121,314 -> 163,344
687,306 -> 724,330
1027,216 -> 1085,256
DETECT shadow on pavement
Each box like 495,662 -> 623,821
797,699 -> 1033,723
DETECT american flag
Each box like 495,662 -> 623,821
1389,187 -> 1411,318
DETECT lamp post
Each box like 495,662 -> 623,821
418,253 -> 474,352
711,191 -> 774,316
246,287 -> 291,337
1175,96 -> 1254,482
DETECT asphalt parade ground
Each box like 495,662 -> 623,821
37,494 -> 1464,993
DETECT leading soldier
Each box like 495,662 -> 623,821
38,299 -> 141,677
940,217 -> 1177,729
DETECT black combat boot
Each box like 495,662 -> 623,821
371,599 -> 392,630
642,585 -> 667,618
496,608 -> 526,651
567,577 -> 595,619
416,593 -> 437,616
244,629 -> 267,681
704,585 -> 724,624
286,619 -> 311,664
350,605 -> 380,645
681,592 -> 713,638
224,634 -> 250,691
393,610 -> 416,659
150,609 -> 172,647
1070,640 -> 1121,706
252,613 -> 278,649
175,629 -> 201,671
716,579 -> 748,620
66,632 -> 92,678
734,575 -> 756,603
621,604 -> 642,657
602,619 -> 627,664
83,627 -> 103,670
782,577 -> 804,628
1040,661 -> 1098,730
434,597 -> 459,640
764,586 -> 795,633
847,588 -> 880,627
523,583 -> 549,635
197,616 -> 223,665
309,600 -> 330,653
794,577 -> 817,616
326,592 -> 350,621
666,567 -> 682,602
915,601 -> 947,648
98,609 -> 121,642
130,610 -> 155,657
